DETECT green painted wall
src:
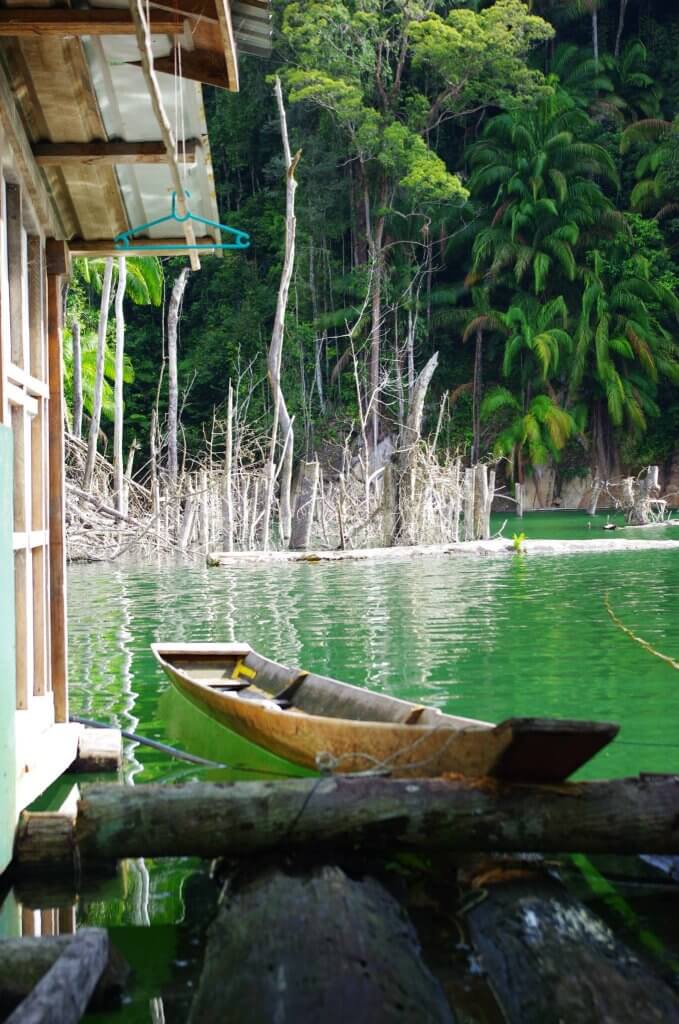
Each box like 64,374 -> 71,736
0,424 -> 16,875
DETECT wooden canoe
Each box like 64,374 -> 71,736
151,642 -> 619,781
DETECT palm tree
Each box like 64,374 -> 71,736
549,42 -> 615,112
481,387 -> 576,483
498,295 -> 574,385
468,95 -> 619,295
569,249 -> 679,474
63,327 -> 134,424
621,117 -> 679,223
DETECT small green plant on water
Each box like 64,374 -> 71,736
512,532 -> 526,553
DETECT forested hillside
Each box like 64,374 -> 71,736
67,0 -> 679,504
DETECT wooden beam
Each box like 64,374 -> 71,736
45,239 -> 70,278
33,141 -> 198,167
212,0 -> 238,92
0,65 -> 60,241
68,235 -> 218,257
135,51 -> 230,89
46,269 -> 67,722
149,0 -> 218,21
0,8 -> 185,36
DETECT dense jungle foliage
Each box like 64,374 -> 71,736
67,0 -> 679,488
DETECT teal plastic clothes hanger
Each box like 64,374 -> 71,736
114,192 -> 250,252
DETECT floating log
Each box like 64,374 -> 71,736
463,872 -> 679,1023
187,864 -> 455,1023
12,774 -> 679,874
0,934 -> 129,1017
4,929 -> 111,1024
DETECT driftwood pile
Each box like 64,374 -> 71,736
64,420 -> 498,562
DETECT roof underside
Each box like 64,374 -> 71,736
0,0 -> 271,252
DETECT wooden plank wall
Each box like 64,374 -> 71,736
0,170 -> 63,722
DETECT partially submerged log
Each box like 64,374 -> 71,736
4,929 -> 112,1024
463,872 -> 679,1023
188,864 -> 454,1024
13,775 -> 679,874
0,933 -> 129,1017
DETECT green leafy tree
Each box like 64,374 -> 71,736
569,248 -> 679,472
468,94 -> 619,295
481,387 -> 576,481
281,0 -> 552,445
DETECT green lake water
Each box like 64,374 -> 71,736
24,511 -> 679,1021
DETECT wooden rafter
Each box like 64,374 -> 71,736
69,236 -> 215,255
0,8 -> 184,36
0,59 -> 61,237
33,141 -> 199,166
131,50 -> 231,89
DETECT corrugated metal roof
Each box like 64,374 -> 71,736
2,0 -> 270,249
232,0 -> 272,58
85,35 -> 221,244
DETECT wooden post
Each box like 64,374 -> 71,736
46,251 -> 68,722
289,459 -> 320,550
463,467 -> 474,541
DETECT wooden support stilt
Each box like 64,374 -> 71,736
46,264 -> 68,721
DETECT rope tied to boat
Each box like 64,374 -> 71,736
314,715 -> 463,777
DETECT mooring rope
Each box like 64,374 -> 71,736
604,593 -> 679,671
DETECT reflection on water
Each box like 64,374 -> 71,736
20,519 -> 677,1020
68,529 -> 679,788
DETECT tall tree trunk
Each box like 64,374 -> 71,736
265,75 -> 299,548
82,257 -> 114,492
222,380 -> 234,552
309,244 -> 326,416
113,256 -> 127,513
72,319 -> 83,440
472,329 -> 482,464
592,8 -> 599,66
368,195 -> 387,452
167,268 -> 190,489
614,0 -> 628,57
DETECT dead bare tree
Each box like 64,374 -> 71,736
82,257 -> 113,492
263,75 -> 300,549
72,319 -> 83,440
113,255 -> 127,513
167,268 -> 190,489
